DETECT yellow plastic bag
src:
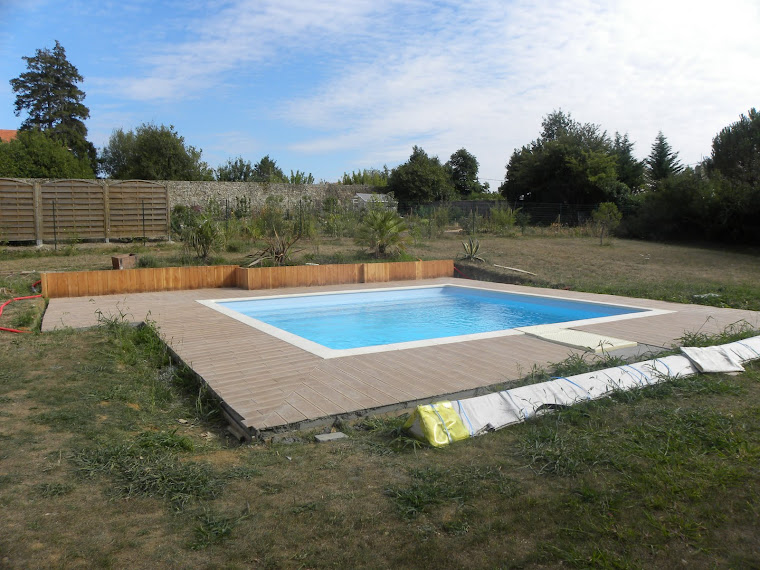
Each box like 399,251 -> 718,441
403,401 -> 470,448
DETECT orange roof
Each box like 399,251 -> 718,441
0,129 -> 18,143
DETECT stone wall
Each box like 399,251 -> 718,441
165,181 -> 369,211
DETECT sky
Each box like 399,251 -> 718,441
0,0 -> 758,184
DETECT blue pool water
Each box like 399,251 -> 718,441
217,286 -> 644,350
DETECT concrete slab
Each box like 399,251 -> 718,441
524,329 -> 638,353
315,432 -> 348,443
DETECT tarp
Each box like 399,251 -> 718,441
680,346 -> 744,373
405,335 -> 760,446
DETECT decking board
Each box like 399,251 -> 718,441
42,278 -> 760,435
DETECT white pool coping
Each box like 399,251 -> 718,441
197,283 -> 674,359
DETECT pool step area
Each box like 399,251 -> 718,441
517,325 -> 637,353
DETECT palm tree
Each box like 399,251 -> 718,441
355,209 -> 408,258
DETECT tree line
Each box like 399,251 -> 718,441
2,41 -> 758,244
1,41 -> 317,184
495,108 -> 758,244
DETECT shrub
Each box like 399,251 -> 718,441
488,205 -> 519,235
321,197 -> 359,238
355,209 -> 409,258
592,202 -> 622,245
255,195 -> 287,236
431,205 -> 451,236
180,215 -> 219,261
170,204 -> 198,237
247,230 -> 301,266
137,255 -> 160,268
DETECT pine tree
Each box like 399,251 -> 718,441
10,40 -> 96,170
612,132 -> 645,190
646,131 -> 683,185
706,108 -> 760,187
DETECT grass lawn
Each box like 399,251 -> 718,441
1,235 -> 759,568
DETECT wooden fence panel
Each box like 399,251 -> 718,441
41,180 -> 104,240
108,180 -> 169,240
0,179 -> 35,241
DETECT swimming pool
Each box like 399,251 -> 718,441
199,285 -> 663,358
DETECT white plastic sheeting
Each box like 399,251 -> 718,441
444,335 -> 760,440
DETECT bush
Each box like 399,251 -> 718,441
320,197 -> 359,238
137,255 -> 161,268
355,209 -> 409,258
488,205 -> 519,235
592,202 -> 622,245
255,195 -> 287,236
180,215 -> 219,261
171,205 -> 199,237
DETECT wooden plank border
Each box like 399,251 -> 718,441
42,260 -> 454,298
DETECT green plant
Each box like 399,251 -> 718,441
135,429 -> 194,452
247,229 -> 302,266
219,213 -> 242,250
386,465 -> 517,520
321,204 -> 359,239
488,205 -> 519,235
8,302 -> 38,329
256,194 -> 287,236
33,482 -> 74,498
190,507 -> 250,549
460,237 -> 484,262
170,204 -> 198,237
233,195 -> 251,218
293,196 -> 318,239
592,202 -> 623,245
462,209 -> 485,235
180,215 -> 219,261
137,254 -> 160,268
515,210 -> 531,234
355,209 -> 409,258
430,205 -> 451,236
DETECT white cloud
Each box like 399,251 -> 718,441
105,0 -> 398,101
278,0 -> 760,179
83,0 -> 760,180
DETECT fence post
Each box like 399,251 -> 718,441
103,182 -> 111,243
33,181 -> 43,246
52,198 -> 58,251
165,183 -> 172,242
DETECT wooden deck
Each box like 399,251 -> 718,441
41,278 -> 760,438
